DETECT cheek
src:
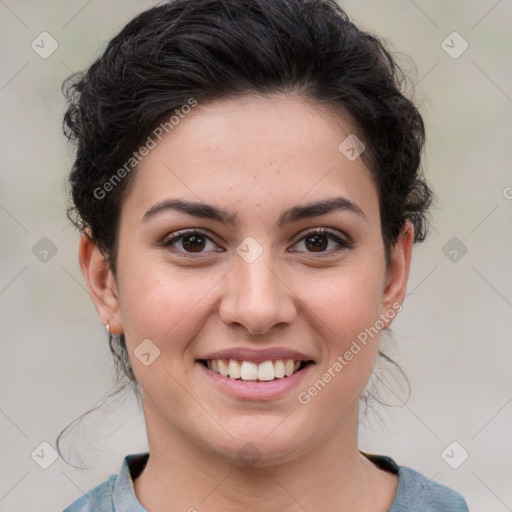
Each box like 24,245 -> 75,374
300,261 -> 385,401
116,253 -> 218,349
303,282 -> 383,408
302,264 -> 385,345
117,270 -> 216,394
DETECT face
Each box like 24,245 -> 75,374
81,93 -> 412,466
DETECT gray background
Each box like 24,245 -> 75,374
0,1 -> 511,511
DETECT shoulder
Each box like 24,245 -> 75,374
362,452 -> 469,512
62,474 -> 117,512
61,452 -> 149,512
392,464 -> 469,512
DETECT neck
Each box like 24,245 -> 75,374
133,407 -> 397,512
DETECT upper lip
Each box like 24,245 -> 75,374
197,347 -> 315,364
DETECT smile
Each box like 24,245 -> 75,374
199,358 -> 314,381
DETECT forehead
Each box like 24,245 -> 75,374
122,93 -> 379,226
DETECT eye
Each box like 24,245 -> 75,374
290,228 -> 351,253
161,230 -> 221,254
160,227 -> 351,256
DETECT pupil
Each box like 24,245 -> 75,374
183,234 -> 205,252
306,234 -> 327,252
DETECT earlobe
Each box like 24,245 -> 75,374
78,231 -> 123,334
381,221 -> 415,323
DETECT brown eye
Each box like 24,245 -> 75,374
304,234 -> 328,252
181,233 -> 206,252
291,229 -> 350,254
162,230 -> 218,254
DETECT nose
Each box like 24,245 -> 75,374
219,251 -> 297,336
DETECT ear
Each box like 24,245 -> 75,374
78,229 -> 123,334
380,221 -> 414,327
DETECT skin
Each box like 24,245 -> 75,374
79,93 -> 414,512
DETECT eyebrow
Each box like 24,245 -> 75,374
142,196 -> 366,226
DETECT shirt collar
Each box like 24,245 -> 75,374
113,451 -> 403,511
112,452 -> 149,512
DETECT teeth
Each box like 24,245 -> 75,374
205,358 -> 305,381
240,361 -> 258,380
218,359 -> 229,377
258,360 -> 274,381
274,360 -> 285,378
284,359 -> 295,377
228,359 -> 241,379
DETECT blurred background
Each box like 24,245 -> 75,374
0,1 -> 511,510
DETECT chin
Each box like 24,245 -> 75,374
200,417 -> 312,468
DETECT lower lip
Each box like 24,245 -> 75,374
197,362 -> 314,400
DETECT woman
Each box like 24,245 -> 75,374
59,0 -> 469,510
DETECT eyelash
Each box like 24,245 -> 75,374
160,228 -> 351,256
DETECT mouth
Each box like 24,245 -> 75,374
197,358 -> 315,382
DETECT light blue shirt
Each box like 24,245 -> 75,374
62,452 -> 470,511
